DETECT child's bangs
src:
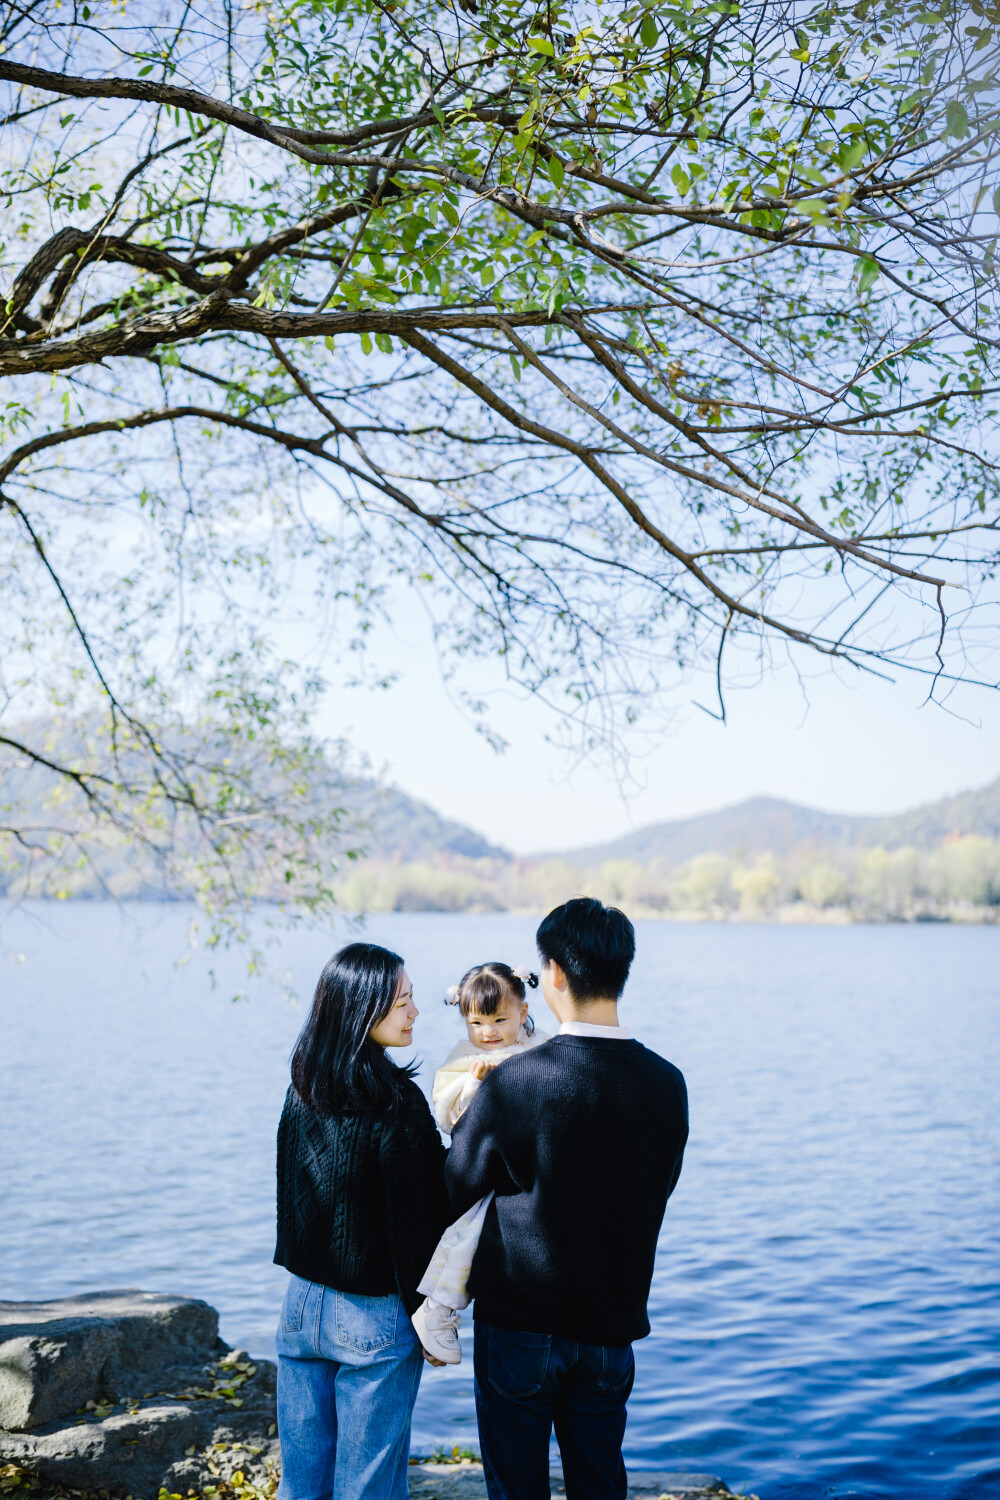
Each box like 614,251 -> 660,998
459,970 -> 513,1016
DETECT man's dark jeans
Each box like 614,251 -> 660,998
473,1323 -> 635,1500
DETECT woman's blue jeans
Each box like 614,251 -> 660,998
275,1274 -> 423,1500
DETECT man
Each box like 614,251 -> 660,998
445,897 -> 689,1500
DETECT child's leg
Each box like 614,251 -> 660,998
417,1192 -> 494,1311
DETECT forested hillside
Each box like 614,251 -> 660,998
3,733 -> 997,922
0,726 -> 504,901
330,775 -> 1000,921
558,779 -> 1000,864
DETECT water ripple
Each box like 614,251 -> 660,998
1,904 -> 997,1498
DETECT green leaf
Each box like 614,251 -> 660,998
857,257 -> 880,293
640,13 -> 659,46
324,336 -> 336,352
548,155 -> 565,189
993,185 -> 1000,215
440,200 -> 460,228
797,197 -> 829,222
945,101 -> 969,138
527,35 -> 554,55
360,332 -> 373,355
789,46 -> 810,61
671,164 -> 690,195
839,138 -> 865,171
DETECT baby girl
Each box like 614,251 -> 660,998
411,961 -> 549,1363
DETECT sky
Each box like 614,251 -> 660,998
309,591 -> 1000,857
31,439 -> 997,862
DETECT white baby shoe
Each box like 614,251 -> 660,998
412,1298 -> 462,1364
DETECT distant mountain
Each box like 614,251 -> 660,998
866,776 -> 1000,849
351,780 -> 509,861
554,776 -> 1000,865
5,714 -> 996,877
0,724 -> 508,869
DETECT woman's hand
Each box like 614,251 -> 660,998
469,1057 -> 498,1081
421,1346 -> 446,1367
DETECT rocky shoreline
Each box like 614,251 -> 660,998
0,1292 -> 750,1500
0,1293 -> 279,1499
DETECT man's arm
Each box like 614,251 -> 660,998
444,1070 -> 518,1217
664,1070 -> 690,1202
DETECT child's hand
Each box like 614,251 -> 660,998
469,1057 -> 498,1081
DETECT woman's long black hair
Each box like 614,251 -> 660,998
291,942 -> 416,1113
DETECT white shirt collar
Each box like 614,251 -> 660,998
558,1020 -> 632,1040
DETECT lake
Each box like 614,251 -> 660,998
1,902 -> 997,1499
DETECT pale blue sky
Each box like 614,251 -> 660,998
310,593 -> 1000,856
55,454 -> 998,858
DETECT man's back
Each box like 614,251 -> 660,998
445,1032 -> 688,1347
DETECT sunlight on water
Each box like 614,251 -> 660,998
1,903 -> 998,1499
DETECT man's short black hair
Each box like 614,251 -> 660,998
535,897 -> 636,1002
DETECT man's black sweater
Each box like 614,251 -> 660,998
445,1033 -> 688,1347
274,1078 -> 449,1314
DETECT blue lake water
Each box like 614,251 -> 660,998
1,901 -> 998,1499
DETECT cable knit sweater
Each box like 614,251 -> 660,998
274,1077 -> 449,1314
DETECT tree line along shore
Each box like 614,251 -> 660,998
6,835 -> 997,924
330,837 -> 1000,922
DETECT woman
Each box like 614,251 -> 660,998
274,942 -> 449,1500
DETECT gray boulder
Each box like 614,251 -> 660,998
3,1365 -> 279,1497
0,1292 -> 278,1497
0,1290 -> 226,1431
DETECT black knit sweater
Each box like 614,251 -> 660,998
274,1077 -> 449,1314
445,1034 -> 688,1347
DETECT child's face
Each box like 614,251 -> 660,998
465,999 -> 527,1051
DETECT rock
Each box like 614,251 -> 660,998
408,1462 -> 488,1497
0,1293 -> 278,1497
407,1465 -> 733,1499
0,1291 -> 225,1430
3,1376 -> 280,1496
8,1404 -> 216,1495
624,1475 -> 728,1495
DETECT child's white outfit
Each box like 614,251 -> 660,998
417,1026 -> 549,1311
